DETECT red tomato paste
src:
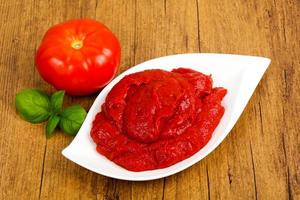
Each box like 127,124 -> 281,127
91,68 -> 227,171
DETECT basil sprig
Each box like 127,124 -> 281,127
15,89 -> 51,123
50,90 -> 65,114
59,105 -> 87,135
46,114 -> 60,138
16,89 -> 87,138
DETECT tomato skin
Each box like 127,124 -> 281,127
35,19 -> 121,96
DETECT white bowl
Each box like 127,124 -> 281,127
62,53 -> 270,181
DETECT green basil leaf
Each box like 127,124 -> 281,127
15,89 -> 50,123
46,114 -> 60,138
50,90 -> 65,114
59,105 -> 87,135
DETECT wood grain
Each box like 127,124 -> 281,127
0,0 -> 299,199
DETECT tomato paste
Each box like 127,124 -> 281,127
91,68 -> 227,171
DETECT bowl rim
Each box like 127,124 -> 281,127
62,53 -> 271,181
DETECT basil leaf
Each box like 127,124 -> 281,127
59,105 -> 87,135
46,114 -> 60,138
50,90 -> 65,114
15,89 -> 50,123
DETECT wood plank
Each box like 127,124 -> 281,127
197,0 -> 271,199
198,0 -> 299,199
273,0 -> 300,199
38,0 -> 136,199
94,0 -> 136,199
161,1 -> 209,200
130,1 -> 166,199
36,1 -> 134,199
36,0 -> 101,199
0,1 -> 47,199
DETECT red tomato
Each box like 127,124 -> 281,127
35,19 -> 121,96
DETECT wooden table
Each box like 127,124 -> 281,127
0,0 -> 299,199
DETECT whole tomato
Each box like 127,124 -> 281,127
36,19 -> 120,96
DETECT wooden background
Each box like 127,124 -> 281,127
0,0 -> 299,199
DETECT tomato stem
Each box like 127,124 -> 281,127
71,40 -> 83,49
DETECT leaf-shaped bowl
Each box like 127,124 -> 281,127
62,53 -> 270,181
